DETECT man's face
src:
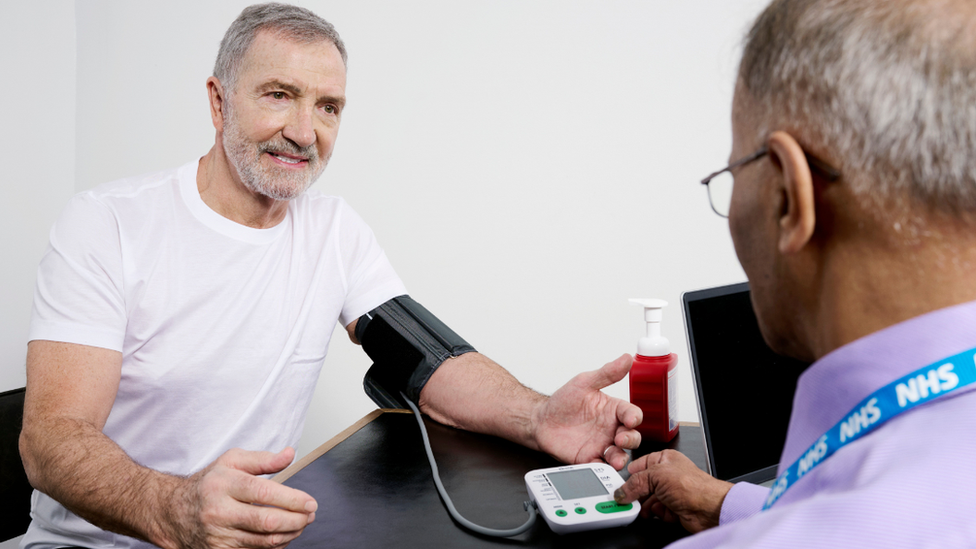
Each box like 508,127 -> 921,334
727,85 -> 809,360
220,31 -> 347,201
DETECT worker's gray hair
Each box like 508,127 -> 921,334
740,0 -> 976,214
214,2 -> 347,92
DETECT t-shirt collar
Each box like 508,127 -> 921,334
178,159 -> 290,245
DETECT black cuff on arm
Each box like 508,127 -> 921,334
356,295 -> 476,409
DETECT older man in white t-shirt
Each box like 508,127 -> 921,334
18,4 -> 643,549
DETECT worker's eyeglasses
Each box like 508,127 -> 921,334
700,147 -> 841,218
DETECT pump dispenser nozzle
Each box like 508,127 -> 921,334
629,298 -> 670,357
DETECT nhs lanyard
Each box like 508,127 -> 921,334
763,345 -> 976,511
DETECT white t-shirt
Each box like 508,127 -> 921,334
23,160 -> 407,549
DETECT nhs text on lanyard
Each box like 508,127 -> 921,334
763,346 -> 976,511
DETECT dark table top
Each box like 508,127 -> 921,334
276,410 -> 706,548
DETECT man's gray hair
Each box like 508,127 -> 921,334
740,0 -> 976,214
214,2 -> 347,92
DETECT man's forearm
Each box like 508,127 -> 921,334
415,353 -> 644,471
417,352 -> 547,451
21,416 -> 184,548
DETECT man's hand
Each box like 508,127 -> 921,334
613,449 -> 733,533
531,354 -> 643,470
163,447 -> 316,549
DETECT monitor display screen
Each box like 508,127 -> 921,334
684,283 -> 810,482
546,469 -> 609,501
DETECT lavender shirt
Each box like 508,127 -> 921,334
668,299 -> 976,548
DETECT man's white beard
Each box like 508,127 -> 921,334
222,107 -> 329,201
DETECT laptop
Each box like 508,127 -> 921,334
681,282 -> 810,484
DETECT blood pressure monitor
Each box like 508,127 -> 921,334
524,463 -> 639,534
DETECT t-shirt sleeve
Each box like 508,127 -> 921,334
719,481 -> 769,525
335,200 -> 407,327
29,192 -> 127,352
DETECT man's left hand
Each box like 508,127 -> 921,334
613,449 -> 732,533
531,354 -> 643,470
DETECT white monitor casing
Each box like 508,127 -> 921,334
524,463 -> 639,534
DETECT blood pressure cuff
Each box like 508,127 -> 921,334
356,295 -> 476,409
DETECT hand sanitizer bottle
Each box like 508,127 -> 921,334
628,299 -> 679,442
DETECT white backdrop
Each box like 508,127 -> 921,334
3,1 -> 769,460
0,2 -> 76,394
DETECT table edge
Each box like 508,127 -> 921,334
274,408 -> 411,483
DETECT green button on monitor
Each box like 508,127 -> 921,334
574,507 -> 587,515
555,509 -> 568,517
596,501 -> 634,514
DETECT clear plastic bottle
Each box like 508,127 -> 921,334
629,299 -> 679,442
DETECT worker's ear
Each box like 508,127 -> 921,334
206,77 -> 227,134
767,131 -> 816,254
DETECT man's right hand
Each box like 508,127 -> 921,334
163,447 -> 316,549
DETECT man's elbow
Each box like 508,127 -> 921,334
18,415 -> 68,495
19,422 -> 45,492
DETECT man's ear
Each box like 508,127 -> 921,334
767,131 -> 816,254
206,76 -> 226,133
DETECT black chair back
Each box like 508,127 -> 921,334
0,387 -> 33,541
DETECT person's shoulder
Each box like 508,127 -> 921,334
289,190 -> 378,245
58,162 -> 192,233
291,189 -> 369,225
292,187 -> 347,210
83,163 -> 186,204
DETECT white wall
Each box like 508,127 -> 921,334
8,0 -> 770,459
0,1 -> 76,393
0,6 -> 76,544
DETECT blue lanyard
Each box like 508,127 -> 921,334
763,345 -> 976,511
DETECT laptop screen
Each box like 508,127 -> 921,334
682,283 -> 810,483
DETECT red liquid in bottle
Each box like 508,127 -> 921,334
630,353 -> 679,442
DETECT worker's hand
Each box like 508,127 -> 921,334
163,447 -> 316,549
613,449 -> 732,534
532,354 -> 643,471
